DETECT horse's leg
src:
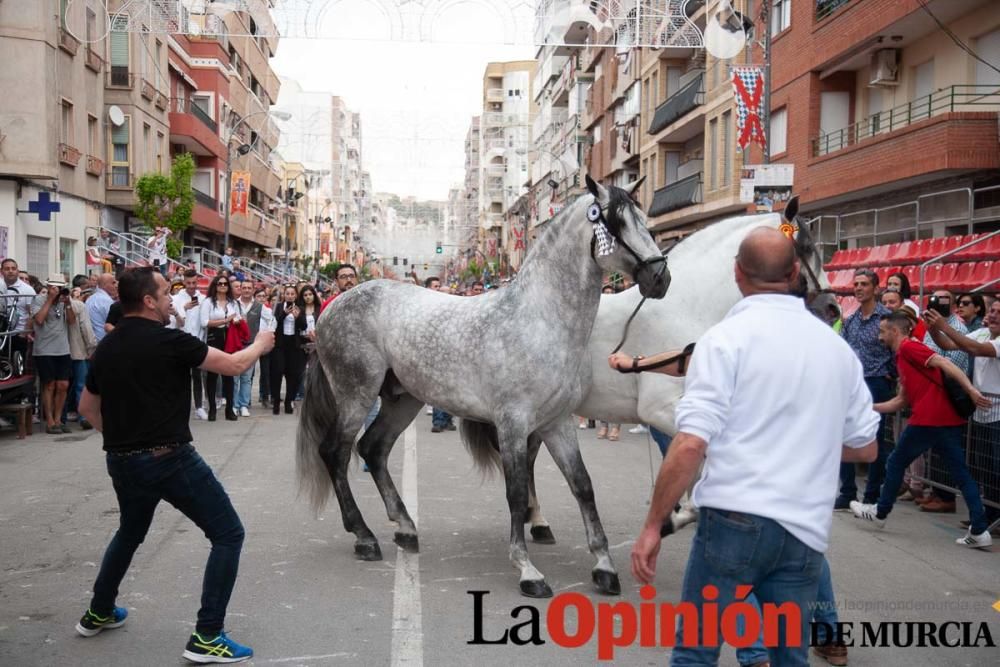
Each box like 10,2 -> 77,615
537,417 -> 620,596
320,396 -> 383,561
496,422 -> 550,598
357,392 -> 423,552
526,433 -> 555,544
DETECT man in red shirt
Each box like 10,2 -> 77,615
851,311 -> 993,547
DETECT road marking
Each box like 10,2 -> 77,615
390,423 -> 422,666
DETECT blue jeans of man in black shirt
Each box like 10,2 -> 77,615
90,444 -> 244,636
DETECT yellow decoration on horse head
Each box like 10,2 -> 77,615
778,222 -> 798,240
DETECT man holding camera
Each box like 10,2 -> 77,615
31,273 -> 75,434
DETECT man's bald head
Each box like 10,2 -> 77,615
96,273 -> 117,291
736,227 -> 798,291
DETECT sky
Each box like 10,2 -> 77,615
270,1 -> 535,201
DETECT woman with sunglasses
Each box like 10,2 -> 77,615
200,275 -> 239,421
270,284 -> 306,415
956,292 -> 986,332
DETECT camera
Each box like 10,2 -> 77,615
928,295 -> 950,318
59,287 -> 70,297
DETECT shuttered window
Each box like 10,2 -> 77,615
109,117 -> 131,186
109,15 -> 129,67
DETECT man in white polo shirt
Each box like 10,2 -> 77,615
615,227 -> 879,666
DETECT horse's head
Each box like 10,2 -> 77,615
784,197 -> 839,323
584,174 -> 670,299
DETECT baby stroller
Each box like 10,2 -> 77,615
0,294 -> 26,381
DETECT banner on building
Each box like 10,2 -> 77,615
320,232 -> 331,256
230,171 -> 250,215
731,67 -> 767,151
740,164 -> 795,212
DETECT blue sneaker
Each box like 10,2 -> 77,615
75,607 -> 128,637
182,631 -> 253,663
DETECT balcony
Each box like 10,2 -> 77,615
552,56 -> 574,107
649,73 -> 705,136
486,88 -> 504,103
140,79 -> 156,101
58,142 -> 81,167
106,67 -> 134,89
649,174 -> 702,217
194,189 -> 217,210
84,47 -> 104,73
169,99 -> 225,157
816,0 -> 852,21
486,164 -> 505,178
812,85 -> 1000,157
85,155 -> 103,177
58,28 -> 79,56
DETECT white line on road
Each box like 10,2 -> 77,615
390,423 -> 422,666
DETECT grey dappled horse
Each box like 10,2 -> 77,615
297,176 -> 669,597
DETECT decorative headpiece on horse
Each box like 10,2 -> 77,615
588,203 -> 617,257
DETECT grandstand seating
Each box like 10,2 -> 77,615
824,232 -> 1000,297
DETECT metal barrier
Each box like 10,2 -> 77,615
882,408 -> 1000,533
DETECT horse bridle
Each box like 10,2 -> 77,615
790,219 -> 835,305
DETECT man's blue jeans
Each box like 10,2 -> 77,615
840,376 -> 894,502
432,407 -> 452,429
62,359 -> 88,422
234,363 -> 254,410
877,425 -> 988,534
90,445 -> 245,636
670,509 -> 823,667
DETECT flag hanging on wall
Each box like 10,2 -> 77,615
230,171 -> 250,215
731,67 -> 767,151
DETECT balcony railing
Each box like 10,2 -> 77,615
194,189 -> 217,210
140,79 -> 156,100
58,28 -> 80,55
86,155 -> 103,176
812,85 -> 1000,157
106,67 -> 133,89
58,143 -> 81,167
174,98 -> 219,133
816,0 -> 852,21
486,88 -> 504,103
155,92 -> 168,110
648,74 -> 704,135
649,174 -> 702,217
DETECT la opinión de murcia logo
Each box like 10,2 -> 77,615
466,588 -> 997,660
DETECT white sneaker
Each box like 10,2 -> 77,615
216,399 -> 225,409
195,407 -> 209,421
628,425 -> 647,434
956,529 -> 993,548
849,501 -> 885,528
425,406 -> 433,415
240,406 -> 251,418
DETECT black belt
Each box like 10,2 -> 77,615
107,442 -> 188,458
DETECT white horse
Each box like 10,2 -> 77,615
523,202 -> 836,537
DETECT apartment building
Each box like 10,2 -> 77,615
460,116 -> 480,253
747,0 -> 1000,257
330,96 -> 366,263
636,0 -> 752,242
478,61 -> 536,260
0,0 -> 174,278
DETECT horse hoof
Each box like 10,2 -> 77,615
592,570 -> 621,596
394,532 -> 419,552
530,525 -> 556,544
354,542 -> 383,561
519,579 -> 553,598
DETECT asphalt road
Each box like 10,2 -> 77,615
0,408 -> 997,666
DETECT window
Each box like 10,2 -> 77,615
914,59 -> 935,100
26,235 -> 49,278
143,123 -> 151,173
88,114 -> 98,155
664,151 -> 680,184
771,0 -> 791,37
61,100 -> 74,146
643,78 -> 651,119
769,106 -> 787,155
154,40 -> 163,85
109,15 -> 129,84
666,67 -> 681,99
60,0 -> 69,28
59,238 -> 75,279
721,110 -> 731,186
708,118 -> 718,190
652,71 -> 659,106
976,29 -> 1000,85
594,122 -> 602,144
109,116 -> 131,185
157,131 -> 164,172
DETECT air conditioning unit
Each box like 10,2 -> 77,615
869,49 -> 900,87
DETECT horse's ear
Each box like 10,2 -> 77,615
585,174 -> 601,199
783,195 -> 799,222
622,176 -> 645,197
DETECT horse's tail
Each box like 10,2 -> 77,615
296,360 -> 339,514
459,419 -> 502,478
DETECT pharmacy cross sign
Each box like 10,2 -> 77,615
26,192 -> 61,222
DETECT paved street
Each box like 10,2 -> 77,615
0,409 -> 997,666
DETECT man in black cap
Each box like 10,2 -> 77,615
75,267 -> 274,664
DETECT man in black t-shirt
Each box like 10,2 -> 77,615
75,267 -> 274,664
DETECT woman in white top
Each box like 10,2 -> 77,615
200,275 -> 240,421
147,227 -> 170,277
298,284 -> 320,345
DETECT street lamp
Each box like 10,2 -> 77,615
223,109 -> 292,251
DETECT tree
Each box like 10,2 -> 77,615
134,153 -> 195,259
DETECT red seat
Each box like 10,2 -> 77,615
983,233 -> 1000,260
941,235 -> 964,260
970,261 -> 996,290
938,262 -> 962,291
868,245 -> 891,266
831,269 -> 853,292
954,234 -> 982,261
874,265 -> 892,286
904,238 -> 931,263
825,249 -> 851,270
888,241 -> 911,265
854,246 -> 875,267
922,263 -> 944,290
839,295 -> 859,318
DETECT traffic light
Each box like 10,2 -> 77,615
435,241 -> 443,254
423,264 -> 428,271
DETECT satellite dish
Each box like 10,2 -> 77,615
704,0 -> 750,61
108,106 -> 125,127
